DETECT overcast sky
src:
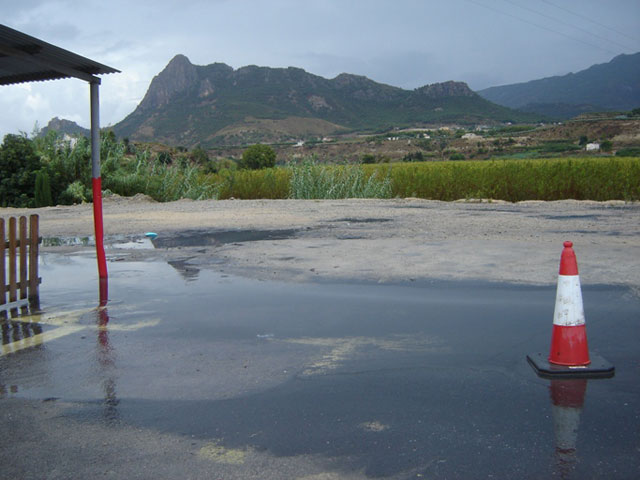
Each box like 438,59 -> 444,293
1,0 -> 639,138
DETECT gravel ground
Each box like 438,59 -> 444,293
2,196 -> 639,290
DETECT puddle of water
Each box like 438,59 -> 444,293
42,229 -> 298,250
540,214 -> 603,221
0,253 -> 638,478
150,229 -> 299,248
42,234 -> 154,250
42,236 -> 93,247
334,218 -> 393,223
549,230 -> 631,237
110,237 -> 155,249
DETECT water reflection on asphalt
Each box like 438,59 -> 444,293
1,253 -> 638,479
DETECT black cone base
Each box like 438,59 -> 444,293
527,352 -> 615,379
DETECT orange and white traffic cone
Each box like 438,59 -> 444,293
527,241 -> 614,379
548,241 -> 590,366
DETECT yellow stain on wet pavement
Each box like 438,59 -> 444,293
99,319 -> 160,331
283,335 -> 448,376
1,307 -> 159,357
7,308 -> 93,326
1,325 -> 86,356
198,441 -> 246,464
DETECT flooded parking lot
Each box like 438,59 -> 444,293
1,250 -> 639,479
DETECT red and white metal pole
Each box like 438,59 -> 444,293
90,80 -> 108,280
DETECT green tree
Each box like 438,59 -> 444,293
240,144 -> 276,170
190,145 -> 209,165
600,140 -> 613,152
157,151 -> 173,164
361,153 -> 376,164
35,133 -> 92,205
34,170 -> 53,207
0,134 -> 41,207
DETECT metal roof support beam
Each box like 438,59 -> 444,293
0,43 -> 101,84
90,80 -> 107,280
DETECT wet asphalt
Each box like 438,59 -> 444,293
1,251 -> 639,479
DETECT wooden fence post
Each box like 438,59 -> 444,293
8,217 -> 17,305
19,216 -> 28,300
29,215 -> 39,307
0,218 -> 5,311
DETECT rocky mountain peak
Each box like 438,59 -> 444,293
39,117 -> 89,137
138,54 -> 198,111
332,73 -> 373,88
415,81 -> 476,98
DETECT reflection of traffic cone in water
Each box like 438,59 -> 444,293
549,242 -> 590,366
550,379 -> 587,479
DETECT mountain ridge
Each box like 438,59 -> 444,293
112,55 -> 534,146
478,52 -> 640,119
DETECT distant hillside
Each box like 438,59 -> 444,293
113,55 -> 537,147
478,52 -> 640,119
39,117 -> 89,138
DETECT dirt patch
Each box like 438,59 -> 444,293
3,198 -> 639,288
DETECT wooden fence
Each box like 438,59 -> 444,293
1,215 -> 40,313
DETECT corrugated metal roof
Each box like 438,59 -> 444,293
0,24 -> 119,86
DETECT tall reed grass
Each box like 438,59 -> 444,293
378,157 -> 639,201
213,168 -> 290,199
30,131 -> 639,204
104,150 -> 218,201
288,160 -> 393,199
96,152 -> 640,203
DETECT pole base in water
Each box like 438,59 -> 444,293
527,352 -> 614,379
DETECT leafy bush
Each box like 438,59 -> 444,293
615,147 -> 640,157
59,180 -> 90,204
539,141 -> 581,153
156,151 -> 172,164
104,149 -> 219,202
204,157 -> 237,174
190,146 -> 209,165
34,131 -> 92,205
240,144 -> 276,169
0,134 -> 41,207
403,151 -> 424,162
